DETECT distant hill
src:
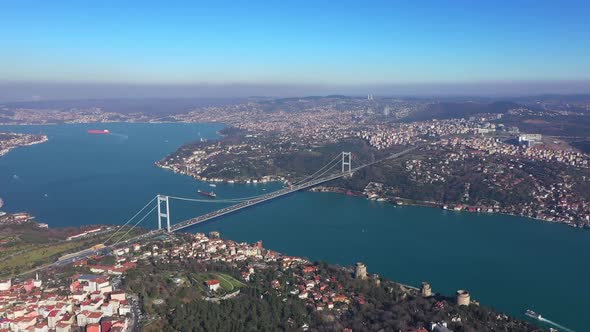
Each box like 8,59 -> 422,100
2,97 -> 244,115
403,101 -> 521,122
510,94 -> 590,103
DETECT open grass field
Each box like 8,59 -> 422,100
0,224 -> 146,278
192,272 -> 244,292
0,239 -> 99,277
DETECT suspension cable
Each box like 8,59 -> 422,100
166,153 -> 344,204
103,196 -> 157,244
292,153 -> 342,186
111,205 -> 157,246
297,158 -> 341,184
167,195 -> 263,203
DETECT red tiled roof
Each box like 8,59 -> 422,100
87,312 -> 103,319
48,310 -> 61,317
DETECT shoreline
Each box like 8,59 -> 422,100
159,153 -> 589,231
311,185 -> 588,230
0,134 -> 48,158
155,147 -> 588,231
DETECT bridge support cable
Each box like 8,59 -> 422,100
295,158 -> 342,184
166,196 -> 258,203
112,205 -> 158,246
103,195 -> 157,245
292,153 -> 343,186
352,145 -> 420,171
167,159 -> 343,206
166,152 -> 347,206
168,146 -> 419,232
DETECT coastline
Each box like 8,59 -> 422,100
155,145 -> 588,230
0,134 -> 49,209
0,134 -> 48,158
311,185 -> 588,229
158,151 -> 587,231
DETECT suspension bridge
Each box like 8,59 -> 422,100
101,146 -> 417,249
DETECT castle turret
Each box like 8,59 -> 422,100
354,262 -> 367,280
456,289 -> 471,306
421,282 -> 432,297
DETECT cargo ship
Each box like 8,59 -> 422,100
525,309 -> 542,320
87,129 -> 110,134
197,190 -> 216,198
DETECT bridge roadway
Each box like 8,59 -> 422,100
170,146 -> 418,232
16,147 -> 418,277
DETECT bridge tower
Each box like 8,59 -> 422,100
157,195 -> 171,232
342,152 -> 352,174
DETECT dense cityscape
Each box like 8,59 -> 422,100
149,96 -> 590,227
2,0 -> 589,331
0,226 -> 543,332
2,96 -> 590,228
1,94 -> 589,330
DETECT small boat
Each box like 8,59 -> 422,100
525,309 -> 542,320
209,184 -> 217,187
198,190 -> 216,198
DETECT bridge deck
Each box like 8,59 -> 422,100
170,172 -> 345,232
170,147 -> 417,232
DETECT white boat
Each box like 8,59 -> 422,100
525,309 -> 542,320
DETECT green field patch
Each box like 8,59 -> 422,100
191,272 -> 244,292
0,238 -> 102,277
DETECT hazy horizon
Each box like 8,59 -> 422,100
1,80 -> 590,103
2,0 -> 590,102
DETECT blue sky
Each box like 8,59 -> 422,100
1,0 -> 589,87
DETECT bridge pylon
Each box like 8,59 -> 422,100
157,194 -> 171,232
342,152 -> 352,174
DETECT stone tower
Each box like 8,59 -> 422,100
354,262 -> 367,280
456,290 -> 471,306
421,282 -> 432,297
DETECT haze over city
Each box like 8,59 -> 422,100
1,0 -> 589,101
